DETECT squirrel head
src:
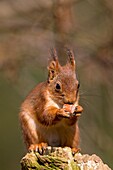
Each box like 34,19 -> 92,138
47,48 -> 80,106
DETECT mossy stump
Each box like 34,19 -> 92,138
20,147 -> 111,170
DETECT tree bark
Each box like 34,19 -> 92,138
20,147 -> 111,170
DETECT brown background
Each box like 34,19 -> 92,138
0,0 -> 113,169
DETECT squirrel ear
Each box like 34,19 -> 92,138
47,48 -> 60,82
50,48 -> 58,62
66,48 -> 76,70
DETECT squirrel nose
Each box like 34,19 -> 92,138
64,98 -> 76,104
64,101 -> 74,104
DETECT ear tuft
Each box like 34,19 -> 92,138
66,48 -> 76,70
48,48 -> 60,82
50,48 -> 58,62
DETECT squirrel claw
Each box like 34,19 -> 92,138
71,147 -> 81,155
57,109 -> 71,118
28,143 -> 48,155
62,111 -> 71,118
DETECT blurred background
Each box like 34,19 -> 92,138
0,0 -> 113,169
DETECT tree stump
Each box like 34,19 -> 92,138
20,147 -> 111,170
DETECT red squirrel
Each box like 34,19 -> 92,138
19,48 -> 83,154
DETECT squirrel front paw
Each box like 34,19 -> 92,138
28,142 -> 48,154
57,108 -> 71,118
74,105 -> 83,116
63,104 -> 83,117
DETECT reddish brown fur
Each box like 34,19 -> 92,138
19,49 -> 83,153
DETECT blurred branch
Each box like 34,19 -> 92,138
52,0 -> 75,61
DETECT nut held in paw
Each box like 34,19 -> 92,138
63,104 -> 75,114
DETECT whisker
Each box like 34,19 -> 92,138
79,86 -> 102,97
79,89 -> 102,98
79,90 -> 88,95
80,100 -> 90,108
80,94 -> 102,97
80,96 -> 98,111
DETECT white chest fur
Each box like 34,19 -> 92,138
45,90 -> 61,109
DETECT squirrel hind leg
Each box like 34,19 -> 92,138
28,142 -> 48,155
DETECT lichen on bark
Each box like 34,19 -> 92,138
20,147 -> 111,170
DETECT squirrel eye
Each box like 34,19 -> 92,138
55,83 -> 61,91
